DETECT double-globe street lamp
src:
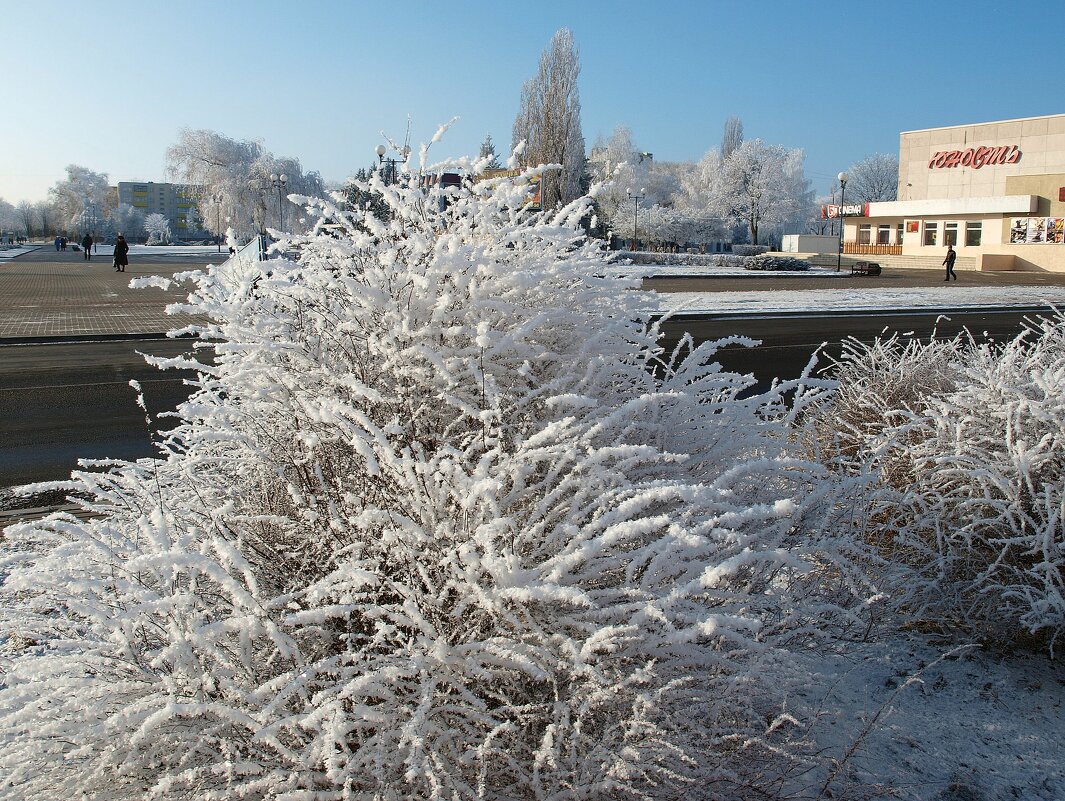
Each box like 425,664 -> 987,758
270,174 -> 288,233
626,187 -> 645,251
375,144 -> 411,186
835,171 -> 848,272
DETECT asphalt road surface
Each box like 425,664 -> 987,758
0,338 -> 202,489
658,307 -> 1049,389
0,307 -> 1054,493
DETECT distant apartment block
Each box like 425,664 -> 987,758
116,181 -> 205,237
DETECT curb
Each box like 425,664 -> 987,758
0,331 -> 187,347
653,305 -> 1062,321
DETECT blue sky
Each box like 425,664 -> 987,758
1,0 -> 1056,203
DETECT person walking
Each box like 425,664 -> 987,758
113,233 -> 129,272
54,235 -> 61,251
81,233 -> 94,260
942,244 -> 957,281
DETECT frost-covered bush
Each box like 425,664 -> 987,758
816,318 -> 1065,651
0,141 -> 863,799
744,255 -> 810,272
144,212 -> 171,245
731,244 -> 770,257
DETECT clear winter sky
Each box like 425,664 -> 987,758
1,0 -> 1057,203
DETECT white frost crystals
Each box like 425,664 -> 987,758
818,316 -> 1065,650
0,155 -> 860,800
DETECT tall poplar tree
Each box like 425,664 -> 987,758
511,28 -> 585,209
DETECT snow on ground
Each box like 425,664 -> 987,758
0,246 -> 39,262
93,244 -> 224,257
616,264 -> 846,278
651,284 -> 1065,315
790,638 -> 1065,800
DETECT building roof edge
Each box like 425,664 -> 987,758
900,113 -> 1065,136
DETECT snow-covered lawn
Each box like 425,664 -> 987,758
93,244 -> 224,257
0,246 -> 39,261
652,284 -> 1065,315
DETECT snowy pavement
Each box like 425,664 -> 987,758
0,246 -> 39,262
651,284 -> 1065,316
792,639 -> 1065,800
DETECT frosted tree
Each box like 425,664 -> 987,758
109,202 -> 146,240
47,164 -> 111,237
845,153 -> 899,203
720,116 -> 744,160
709,139 -> 812,245
0,198 -> 18,237
512,28 -> 585,209
15,201 -> 38,238
0,138 -> 866,800
166,128 -> 326,239
478,133 -> 501,170
588,126 -> 682,243
143,211 -> 171,244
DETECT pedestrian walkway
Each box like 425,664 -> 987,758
0,254 -> 211,341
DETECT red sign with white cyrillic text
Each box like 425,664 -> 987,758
928,145 -> 1021,170
821,203 -> 870,219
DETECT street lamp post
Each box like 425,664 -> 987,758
836,171 -> 848,272
211,193 -> 224,252
376,144 -> 411,186
270,174 -> 288,233
627,188 -> 645,251
88,201 -> 97,251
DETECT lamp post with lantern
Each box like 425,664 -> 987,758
270,174 -> 288,232
836,171 -> 848,271
626,187 -> 645,251
375,144 -> 411,186
211,193 -> 224,252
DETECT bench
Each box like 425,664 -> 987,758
851,260 -> 881,276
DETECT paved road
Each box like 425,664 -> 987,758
2,307 -> 1052,493
0,339 -> 201,489
659,307 -> 1047,390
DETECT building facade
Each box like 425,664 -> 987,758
843,114 -> 1065,271
116,181 -> 205,239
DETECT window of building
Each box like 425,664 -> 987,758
965,221 -> 982,247
924,222 -> 938,246
858,224 -> 872,245
877,224 -> 891,244
944,222 -> 959,246
896,223 -> 904,244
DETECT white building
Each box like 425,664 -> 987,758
843,114 -> 1065,272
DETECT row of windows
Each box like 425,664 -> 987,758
856,221 -> 983,247
921,221 -> 982,247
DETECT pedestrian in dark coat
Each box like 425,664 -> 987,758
113,234 -> 129,272
82,233 -> 94,260
942,244 -> 957,281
